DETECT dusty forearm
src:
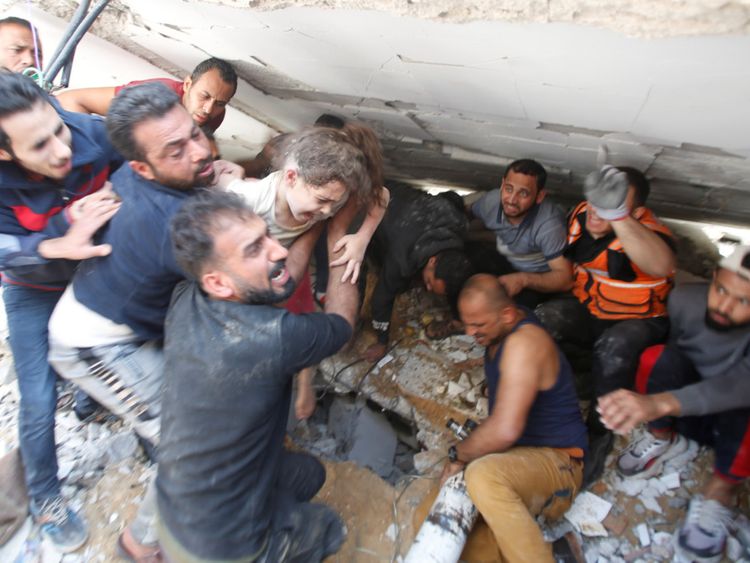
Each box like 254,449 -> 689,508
286,224 -> 322,282
455,423 -> 515,463
324,215 -> 360,329
613,217 -> 675,277
521,268 -> 573,293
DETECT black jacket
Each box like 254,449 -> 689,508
370,182 -> 467,343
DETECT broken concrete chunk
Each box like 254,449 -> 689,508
564,491 -> 612,537
348,407 -> 398,478
615,477 -> 647,496
457,372 -> 471,389
659,472 -> 680,489
413,449 -> 444,477
641,495 -> 662,514
727,535 -> 744,561
446,381 -> 465,397
635,523 -> 650,547
602,512 -> 629,535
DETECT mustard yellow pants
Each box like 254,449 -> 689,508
414,447 -> 582,563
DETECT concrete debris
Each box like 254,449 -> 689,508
615,477 -> 647,496
635,523 -> 650,547
727,536 -> 745,561
660,472 -> 680,489
446,381 -> 465,397
564,492 -> 612,537
348,406 -> 398,478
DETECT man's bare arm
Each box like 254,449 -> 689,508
55,86 -> 116,116
499,256 -> 573,297
456,325 -> 550,463
285,223 -> 324,283
611,212 -> 675,277
324,208 -> 360,330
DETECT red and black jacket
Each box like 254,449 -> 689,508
0,105 -> 123,290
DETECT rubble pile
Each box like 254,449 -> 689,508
0,285 -> 748,561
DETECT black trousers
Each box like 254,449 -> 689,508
536,294 -> 670,399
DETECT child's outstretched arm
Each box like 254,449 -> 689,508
329,186 -> 390,284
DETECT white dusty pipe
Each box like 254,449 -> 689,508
404,472 -> 478,563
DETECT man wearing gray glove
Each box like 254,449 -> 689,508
536,165 -> 676,485
583,164 -> 630,221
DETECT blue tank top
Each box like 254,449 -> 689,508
485,311 -> 588,454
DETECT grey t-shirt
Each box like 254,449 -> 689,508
471,192 -> 566,273
669,282 -> 750,416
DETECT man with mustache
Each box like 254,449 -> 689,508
0,16 -> 43,74
536,165 -> 676,484
598,245 -> 750,563
46,82 -> 242,559
156,190 -> 358,562
469,159 -> 572,308
56,57 -> 237,133
0,71 -> 122,553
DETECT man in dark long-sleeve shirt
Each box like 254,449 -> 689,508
157,190 -> 359,562
599,244 -> 750,562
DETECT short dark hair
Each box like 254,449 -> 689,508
435,248 -> 475,299
436,248 -> 475,319
0,16 -> 34,32
314,113 -> 345,129
504,159 -> 547,190
191,57 -> 237,95
106,82 -> 182,161
617,166 -> 650,207
0,71 -> 50,152
171,190 -> 255,280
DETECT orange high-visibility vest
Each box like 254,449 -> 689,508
568,202 -> 674,320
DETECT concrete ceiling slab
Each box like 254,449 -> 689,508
5,0 -> 750,223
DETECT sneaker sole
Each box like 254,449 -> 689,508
41,530 -> 89,554
619,435 -> 689,480
673,528 -> 724,563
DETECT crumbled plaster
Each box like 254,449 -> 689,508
191,0 -> 750,38
5,0 -> 750,223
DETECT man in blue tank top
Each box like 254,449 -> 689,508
440,274 -> 587,563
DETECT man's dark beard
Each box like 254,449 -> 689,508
241,277 -> 296,305
147,158 -> 214,190
704,310 -> 750,332
238,261 -> 296,305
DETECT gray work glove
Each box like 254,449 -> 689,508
584,164 -> 630,221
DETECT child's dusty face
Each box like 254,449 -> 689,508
287,178 -> 348,223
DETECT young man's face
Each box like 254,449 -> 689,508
0,23 -> 42,73
182,68 -> 235,128
705,267 -> 750,331
585,186 -> 636,239
286,171 -> 348,223
209,214 -> 295,304
460,294 -> 505,347
131,105 -> 215,189
501,170 -> 543,224
0,99 -> 73,179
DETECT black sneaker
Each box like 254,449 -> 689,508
582,431 -> 614,488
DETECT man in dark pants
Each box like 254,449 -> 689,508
536,164 -> 676,484
156,190 -> 359,562
0,71 -> 122,552
364,181 -> 473,361
599,245 -> 750,562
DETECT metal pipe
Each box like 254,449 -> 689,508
45,0 -> 111,85
44,0 -> 91,77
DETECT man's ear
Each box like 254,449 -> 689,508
183,75 -> 193,95
0,148 -> 12,162
427,256 -> 437,268
201,270 -> 236,301
536,188 -> 547,205
500,304 -> 516,325
129,160 -> 155,181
